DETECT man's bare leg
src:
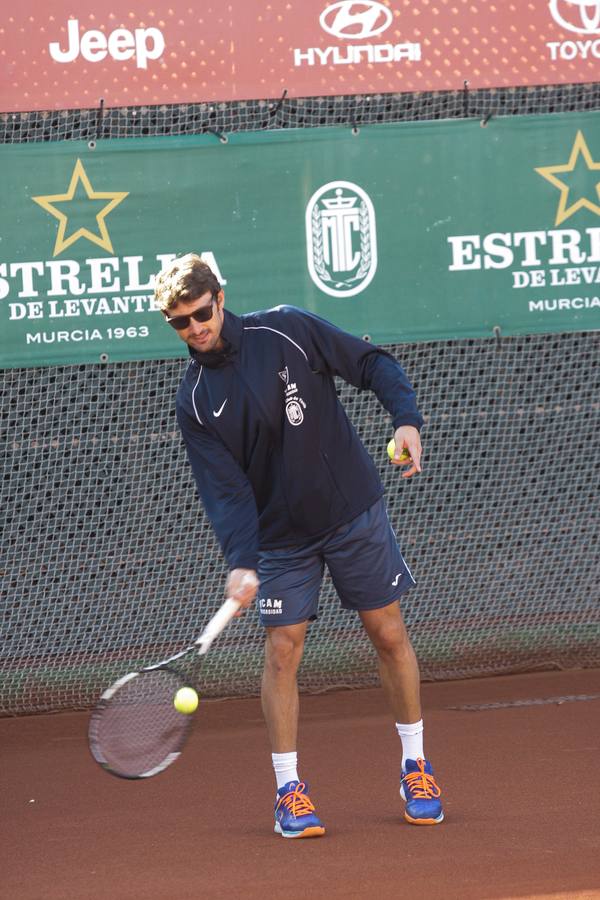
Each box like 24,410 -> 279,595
262,621 -> 325,837
261,621 -> 308,751
360,601 -> 444,825
359,601 -> 421,723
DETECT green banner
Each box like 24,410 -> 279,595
2,112 -> 600,368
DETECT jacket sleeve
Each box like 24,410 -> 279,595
176,402 -> 260,570
277,306 -> 424,431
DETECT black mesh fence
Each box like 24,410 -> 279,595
2,82 -> 600,144
2,332 -> 599,714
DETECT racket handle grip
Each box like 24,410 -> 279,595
195,597 -> 240,655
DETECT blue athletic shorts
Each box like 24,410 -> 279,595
256,497 -> 416,627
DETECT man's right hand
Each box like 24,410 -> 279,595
226,568 -> 259,615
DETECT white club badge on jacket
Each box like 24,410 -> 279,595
279,366 -> 307,427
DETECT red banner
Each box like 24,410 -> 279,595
2,1 -> 600,112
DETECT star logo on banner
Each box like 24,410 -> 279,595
535,131 -> 600,227
32,159 -> 129,256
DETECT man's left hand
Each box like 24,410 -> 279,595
392,425 -> 422,478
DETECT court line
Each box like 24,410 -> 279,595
447,693 -> 600,711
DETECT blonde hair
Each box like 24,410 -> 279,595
153,253 -> 221,312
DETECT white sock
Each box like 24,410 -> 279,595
272,751 -> 299,790
396,719 -> 424,769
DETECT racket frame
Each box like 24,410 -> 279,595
88,597 -> 240,779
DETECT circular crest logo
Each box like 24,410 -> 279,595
549,0 -> 600,33
319,1 -> 393,40
305,180 -> 378,298
286,399 -> 304,426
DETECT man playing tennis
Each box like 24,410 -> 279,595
154,254 -> 444,837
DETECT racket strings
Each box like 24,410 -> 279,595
91,669 -> 192,778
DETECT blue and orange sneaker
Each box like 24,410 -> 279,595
400,757 -> 444,825
274,781 -> 326,838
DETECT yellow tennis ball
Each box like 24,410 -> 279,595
387,439 -> 410,462
174,686 -> 199,714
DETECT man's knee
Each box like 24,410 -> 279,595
375,623 -> 412,657
264,624 -> 306,675
362,607 -> 413,657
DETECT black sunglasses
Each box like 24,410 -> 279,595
164,297 -> 216,331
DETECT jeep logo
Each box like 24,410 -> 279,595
48,19 -> 165,70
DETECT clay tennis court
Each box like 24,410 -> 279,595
4,667 -> 599,900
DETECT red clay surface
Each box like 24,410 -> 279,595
3,668 -> 600,900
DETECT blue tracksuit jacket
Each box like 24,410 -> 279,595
176,305 -> 423,570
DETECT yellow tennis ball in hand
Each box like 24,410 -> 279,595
387,439 -> 410,462
174,686 -> 199,714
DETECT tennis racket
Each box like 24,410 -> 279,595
88,596 -> 240,779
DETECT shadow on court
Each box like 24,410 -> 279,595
3,668 -> 600,900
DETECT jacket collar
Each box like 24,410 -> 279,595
188,308 -> 243,368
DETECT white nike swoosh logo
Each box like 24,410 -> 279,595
213,399 -> 228,417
